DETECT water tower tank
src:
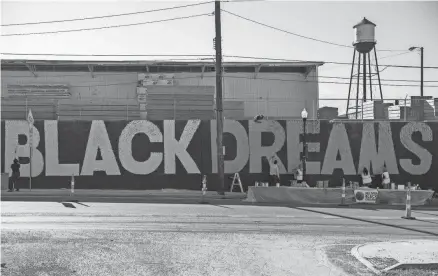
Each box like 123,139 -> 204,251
353,17 -> 376,53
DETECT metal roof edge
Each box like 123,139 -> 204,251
1,59 -> 325,67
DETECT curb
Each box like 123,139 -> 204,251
351,244 -> 382,275
351,241 -> 438,274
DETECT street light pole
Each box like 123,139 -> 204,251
301,108 -> 308,183
409,46 -> 425,120
420,47 -> 424,97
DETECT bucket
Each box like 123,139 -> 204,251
391,183 -> 395,190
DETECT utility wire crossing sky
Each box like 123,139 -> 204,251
1,1 -> 437,112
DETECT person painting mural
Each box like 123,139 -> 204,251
267,155 -> 280,186
381,165 -> 390,188
296,163 -> 304,183
8,159 -> 21,192
361,167 -> 372,187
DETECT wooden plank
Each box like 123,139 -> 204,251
1,112 -> 55,120
148,94 -> 213,101
147,105 -> 213,111
58,99 -> 138,106
59,110 -> 140,117
58,105 -> 134,112
57,116 -> 140,121
145,86 -> 215,95
1,100 -> 57,106
147,100 -> 214,106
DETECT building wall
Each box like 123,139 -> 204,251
1,71 -> 138,99
2,119 -> 437,191
1,69 -> 319,119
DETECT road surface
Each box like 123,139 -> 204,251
2,202 -> 438,276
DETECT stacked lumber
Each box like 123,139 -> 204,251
144,86 -> 215,120
57,99 -> 140,121
1,98 -> 57,120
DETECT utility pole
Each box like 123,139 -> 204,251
214,0 -> 225,196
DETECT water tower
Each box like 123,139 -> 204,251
346,17 -> 383,119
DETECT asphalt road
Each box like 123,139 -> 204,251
2,202 -> 438,276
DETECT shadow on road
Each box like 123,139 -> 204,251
414,219 -> 438,225
288,206 -> 438,237
413,211 -> 438,217
209,204 -> 233,209
61,202 -> 76,209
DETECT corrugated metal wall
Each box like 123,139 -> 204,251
1,69 -> 318,120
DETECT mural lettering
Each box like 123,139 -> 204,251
1,120 -> 436,190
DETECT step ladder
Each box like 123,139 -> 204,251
230,172 -> 244,193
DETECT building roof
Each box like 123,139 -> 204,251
1,59 -> 325,74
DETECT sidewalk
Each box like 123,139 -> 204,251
1,189 -> 437,209
1,189 -> 247,202
351,240 -> 438,274
1,189 -> 245,197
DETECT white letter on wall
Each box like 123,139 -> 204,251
211,120 -> 249,173
81,120 -> 120,175
45,121 -> 80,176
321,123 -> 356,175
164,120 -> 200,174
249,120 -> 286,173
119,120 -> 163,175
4,120 -> 44,177
358,122 -> 399,175
287,120 -> 321,174
399,122 -> 433,175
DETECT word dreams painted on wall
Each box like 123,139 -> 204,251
1,120 -> 437,189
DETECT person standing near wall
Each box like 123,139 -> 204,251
267,156 -> 280,186
8,159 -> 21,192
296,163 -> 304,184
361,167 -> 372,187
381,166 -> 390,189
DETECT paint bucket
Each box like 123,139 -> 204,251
391,183 -> 395,190
276,183 -> 280,188
255,182 -> 259,187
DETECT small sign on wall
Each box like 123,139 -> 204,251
354,189 -> 378,204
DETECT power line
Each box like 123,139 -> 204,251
222,9 -> 408,53
380,51 -> 412,60
2,52 -> 437,69
319,51 -> 412,72
2,52 -> 437,70
222,55 -> 438,69
5,75 -> 433,88
1,13 -> 212,37
1,2 -> 213,27
3,70 -> 437,83
317,75 -> 438,83
0,53 -> 213,57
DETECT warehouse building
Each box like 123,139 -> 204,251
1,59 -> 323,121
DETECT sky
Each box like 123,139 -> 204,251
1,0 -> 438,113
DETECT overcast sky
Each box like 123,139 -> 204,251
1,1 -> 438,112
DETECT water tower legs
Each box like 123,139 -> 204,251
346,47 -> 383,119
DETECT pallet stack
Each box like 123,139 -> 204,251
137,73 -> 216,120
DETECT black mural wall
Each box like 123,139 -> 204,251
1,120 -> 437,191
